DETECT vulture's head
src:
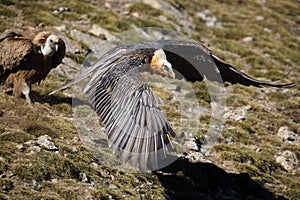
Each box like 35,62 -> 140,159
41,34 -> 60,58
150,49 -> 175,79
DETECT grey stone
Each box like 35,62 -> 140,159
276,150 -> 299,173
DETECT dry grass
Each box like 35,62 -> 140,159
0,0 -> 299,199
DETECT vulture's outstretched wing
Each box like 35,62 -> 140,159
210,54 -> 297,87
56,43 -> 177,171
52,39 -> 297,171
157,39 -> 297,87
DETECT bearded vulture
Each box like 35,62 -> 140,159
0,26 -> 66,106
52,39 -> 297,171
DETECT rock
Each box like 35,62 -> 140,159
197,12 -> 207,21
201,132 -> 222,157
53,25 -> 67,32
197,10 -> 217,27
70,29 -> 118,55
176,132 -> 211,163
51,57 -> 81,79
17,143 -> 25,152
79,172 -> 88,182
131,12 -> 140,18
90,162 -> 99,169
181,132 -> 200,152
71,136 -> 81,144
26,145 -> 42,154
158,15 -> 168,23
277,126 -> 298,144
51,30 -> 86,56
88,24 -> 114,40
37,135 -> 58,151
206,16 -> 217,27
23,135 -> 58,154
242,36 -> 255,42
51,178 -> 59,183
145,0 -> 194,31
109,183 -> 118,189
24,180 -> 43,191
53,7 -> 71,14
225,105 -> 251,121
263,27 -> 272,33
104,2 -> 111,9
256,16 -> 265,20
275,150 -> 299,173
0,156 -> 5,163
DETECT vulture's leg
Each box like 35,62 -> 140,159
1,85 -> 13,94
21,82 -> 34,107
13,78 -> 34,107
2,76 -> 13,94
12,78 -> 23,99
4,87 -> 13,93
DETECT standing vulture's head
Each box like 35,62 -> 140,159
41,34 -> 60,58
150,49 -> 175,79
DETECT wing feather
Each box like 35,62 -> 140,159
210,54 -> 297,88
157,39 -> 297,87
82,53 -> 176,170
0,37 -> 33,72
50,39 -> 297,171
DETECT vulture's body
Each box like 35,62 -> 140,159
0,26 -> 66,106
52,39 -> 297,171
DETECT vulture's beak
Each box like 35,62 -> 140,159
55,43 -> 59,52
163,61 -> 175,79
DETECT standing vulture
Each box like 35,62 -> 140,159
52,39 -> 297,171
0,26 -> 66,106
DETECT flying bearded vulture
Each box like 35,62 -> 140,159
51,39 -> 297,171
0,26 -> 66,106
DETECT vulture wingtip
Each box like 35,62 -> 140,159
48,90 -> 57,96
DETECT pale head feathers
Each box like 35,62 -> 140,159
32,30 -> 51,46
41,34 -> 60,57
150,49 -> 175,78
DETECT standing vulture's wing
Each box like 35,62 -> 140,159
157,40 -> 297,87
0,26 -> 52,46
0,36 -> 34,77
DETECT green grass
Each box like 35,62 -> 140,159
129,2 -> 164,16
91,10 -> 174,32
0,0 -> 299,199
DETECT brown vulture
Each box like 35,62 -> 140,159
52,39 -> 297,171
0,26 -> 66,106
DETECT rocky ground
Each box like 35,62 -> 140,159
0,0 -> 299,199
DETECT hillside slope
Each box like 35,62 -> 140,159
0,0 -> 299,199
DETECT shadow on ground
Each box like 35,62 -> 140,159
155,157 -> 286,200
30,91 -> 89,108
30,91 -> 73,106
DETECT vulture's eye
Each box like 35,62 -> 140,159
163,64 -> 170,72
